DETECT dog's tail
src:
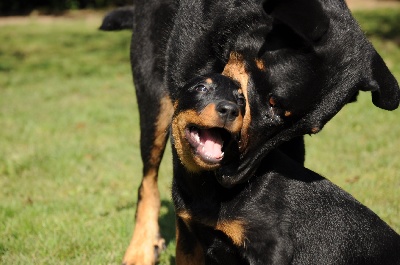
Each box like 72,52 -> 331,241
99,6 -> 135,31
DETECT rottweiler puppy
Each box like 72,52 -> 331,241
171,73 -> 400,265
100,0 -> 400,264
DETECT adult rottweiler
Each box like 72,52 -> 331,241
171,73 -> 400,264
100,0 -> 400,264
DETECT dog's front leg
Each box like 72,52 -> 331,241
123,173 -> 164,265
123,96 -> 173,265
175,217 -> 205,265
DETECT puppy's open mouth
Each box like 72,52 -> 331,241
185,126 -> 234,164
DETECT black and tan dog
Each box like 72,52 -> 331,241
100,0 -> 400,264
171,73 -> 400,264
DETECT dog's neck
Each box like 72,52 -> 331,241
171,147 -> 320,200
172,160 -> 242,201
171,148 -> 297,205
171,146 -> 327,236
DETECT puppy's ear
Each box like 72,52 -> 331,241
263,0 -> 329,42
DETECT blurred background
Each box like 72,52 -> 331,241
0,0 -> 131,16
0,0 -> 399,15
0,0 -> 399,264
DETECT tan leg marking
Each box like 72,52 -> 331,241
177,210 -> 193,227
123,168 -> 163,265
123,96 -> 173,265
177,210 -> 247,247
222,52 -> 251,151
215,219 -> 246,247
149,96 -> 174,166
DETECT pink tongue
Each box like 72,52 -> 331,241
198,129 -> 223,158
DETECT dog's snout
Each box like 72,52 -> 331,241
216,101 -> 240,121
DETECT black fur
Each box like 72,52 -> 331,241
171,74 -> 400,264
100,0 -> 400,264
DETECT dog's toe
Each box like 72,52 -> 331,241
154,237 -> 166,261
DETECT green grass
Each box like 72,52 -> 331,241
0,15 -> 174,264
1,8 -> 400,264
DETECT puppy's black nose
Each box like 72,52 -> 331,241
216,101 -> 239,121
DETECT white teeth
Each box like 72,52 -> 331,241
191,131 -> 200,143
202,151 -> 224,160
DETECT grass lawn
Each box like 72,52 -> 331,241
1,8 -> 399,264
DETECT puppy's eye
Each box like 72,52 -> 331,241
194,85 -> 208,93
237,95 -> 246,106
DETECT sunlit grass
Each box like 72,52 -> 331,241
0,16 -> 174,264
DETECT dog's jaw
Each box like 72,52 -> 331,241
185,126 -> 225,163
172,104 -> 243,173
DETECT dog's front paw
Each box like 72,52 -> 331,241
153,236 -> 166,260
122,236 -> 166,265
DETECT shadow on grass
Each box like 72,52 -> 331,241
159,200 -> 176,244
159,200 -> 176,264
115,199 -> 176,244
354,9 -> 400,41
